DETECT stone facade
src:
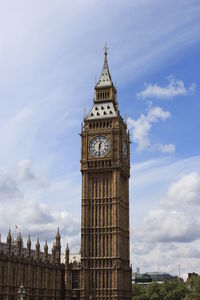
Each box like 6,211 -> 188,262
80,48 -> 132,300
0,49 -> 131,299
0,229 -> 80,300
0,229 -> 63,299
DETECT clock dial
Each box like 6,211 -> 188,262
122,140 -> 128,160
90,136 -> 110,158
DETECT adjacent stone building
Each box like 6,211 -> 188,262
0,229 -> 80,300
0,228 -> 64,299
0,48 -> 132,299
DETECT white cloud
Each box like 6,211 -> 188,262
132,156 -> 200,189
132,240 -> 200,275
132,170 -> 200,274
137,76 -> 196,99
17,160 -> 46,186
0,197 -> 80,251
188,83 -> 197,93
131,156 -> 200,227
134,172 -> 200,245
151,143 -> 175,154
0,161 -> 81,252
164,172 -> 200,207
128,106 -> 171,151
137,209 -> 200,243
128,115 -> 151,150
0,170 -> 22,201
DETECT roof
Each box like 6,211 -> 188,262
96,46 -> 112,88
69,253 -> 81,263
86,102 -> 117,120
61,253 -> 81,263
0,241 -> 52,261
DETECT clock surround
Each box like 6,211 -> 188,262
89,135 -> 110,158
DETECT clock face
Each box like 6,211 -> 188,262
123,140 -> 128,160
89,136 -> 110,158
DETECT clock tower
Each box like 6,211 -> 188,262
80,47 -> 132,300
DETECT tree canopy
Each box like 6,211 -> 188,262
132,277 -> 199,300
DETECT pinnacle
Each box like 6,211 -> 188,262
56,227 -> 60,238
96,45 -> 112,88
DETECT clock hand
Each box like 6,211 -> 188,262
98,141 -> 102,156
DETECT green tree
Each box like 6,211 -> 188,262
133,295 -> 148,300
184,292 -> 200,300
149,292 -> 160,300
133,278 -> 189,300
164,288 -> 186,300
132,284 -> 145,297
187,276 -> 200,293
145,282 -> 161,298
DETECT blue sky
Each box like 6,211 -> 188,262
0,0 -> 200,276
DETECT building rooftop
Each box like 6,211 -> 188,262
86,102 -> 117,120
95,44 -> 112,88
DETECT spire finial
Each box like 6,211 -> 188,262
7,229 -> 11,239
125,114 -> 127,124
84,106 -> 86,119
104,42 -> 108,58
56,227 -> 60,236
66,243 -> 69,251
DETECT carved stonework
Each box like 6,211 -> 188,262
80,48 -> 132,299
17,284 -> 26,300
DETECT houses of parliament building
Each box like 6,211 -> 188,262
0,48 -> 132,300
